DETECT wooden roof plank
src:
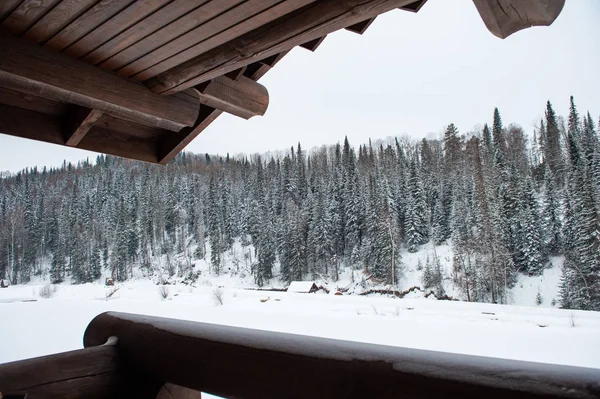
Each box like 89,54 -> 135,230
119,0 -> 282,78
44,0 -> 134,52
99,0 -> 241,72
2,0 -> 62,36
132,0 -> 315,82
65,107 -> 103,146
22,0 -> 96,44
0,31 -> 199,131
0,0 -> 25,22
82,0 -> 204,66
398,0 -> 427,12
147,0 -> 417,95
63,0 -> 169,59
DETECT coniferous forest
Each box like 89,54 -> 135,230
1,97 -> 599,310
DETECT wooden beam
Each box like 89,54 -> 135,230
398,0 -> 427,12
225,66 -> 247,81
65,107 -> 104,147
0,103 -> 162,163
146,0 -> 419,95
85,312 -> 600,399
345,17 -> 376,34
0,31 -> 199,132
192,75 -> 268,120
299,36 -> 326,51
473,0 -> 565,39
0,337 -> 123,399
156,383 -> 204,399
157,52 -> 287,165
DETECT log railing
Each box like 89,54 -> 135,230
1,311 -> 599,398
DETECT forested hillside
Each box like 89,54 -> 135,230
1,97 -> 598,310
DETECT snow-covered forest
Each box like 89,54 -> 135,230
1,97 -> 598,310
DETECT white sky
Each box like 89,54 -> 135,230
1,0 -> 599,173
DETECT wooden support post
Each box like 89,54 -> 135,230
192,75 -> 268,120
65,107 -> 104,147
0,31 -> 199,131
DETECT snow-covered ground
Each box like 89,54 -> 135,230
1,278 -> 599,371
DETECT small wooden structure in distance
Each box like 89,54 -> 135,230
287,281 -> 320,293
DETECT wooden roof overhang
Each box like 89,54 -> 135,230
0,0 -> 565,164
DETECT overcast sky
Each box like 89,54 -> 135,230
1,0 -> 599,173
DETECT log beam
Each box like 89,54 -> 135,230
473,0 -> 565,39
299,36 -> 327,52
146,0 -> 421,95
65,107 -> 104,147
0,31 -> 199,132
192,75 -> 268,120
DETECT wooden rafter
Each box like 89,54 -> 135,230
399,0 -> 427,12
146,0 -> 419,95
345,17 -> 376,35
65,107 -> 104,147
0,31 -> 199,132
300,36 -> 327,52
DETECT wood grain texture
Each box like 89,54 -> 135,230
0,86 -> 69,115
63,0 -> 169,59
157,51 -> 286,165
193,75 -> 268,119
84,312 -> 600,399
45,0 -> 134,51
0,103 -> 65,144
0,0 -> 24,22
99,0 -> 232,72
65,106 -> 103,146
473,0 -> 565,39
146,0 -> 417,94
119,0 -> 281,78
78,126 -> 160,163
0,31 -> 199,131
83,0 -> 203,66
0,337 -> 120,399
22,0 -> 96,43
2,0 -> 62,36
132,0 -> 315,82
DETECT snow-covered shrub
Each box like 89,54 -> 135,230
213,286 -> 224,306
158,285 -> 169,300
39,284 -> 56,299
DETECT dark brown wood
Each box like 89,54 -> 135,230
82,0 -> 203,66
146,0 -> 418,95
157,51 -> 286,165
0,0 -> 24,22
156,383 -> 203,399
1,0 -> 62,36
299,35 -> 326,52
345,17 -> 376,34
119,0 -> 284,79
0,337 -> 120,399
0,87 -> 69,116
44,0 -> 134,52
64,107 -> 103,146
473,0 -> 565,39
99,0 -> 235,73
225,66 -> 247,81
131,0 -> 315,82
84,312 -> 600,399
62,0 -> 168,59
399,0 -> 427,12
0,31 -> 199,131
22,0 -> 97,43
0,103 -> 162,163
192,75 -> 269,120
